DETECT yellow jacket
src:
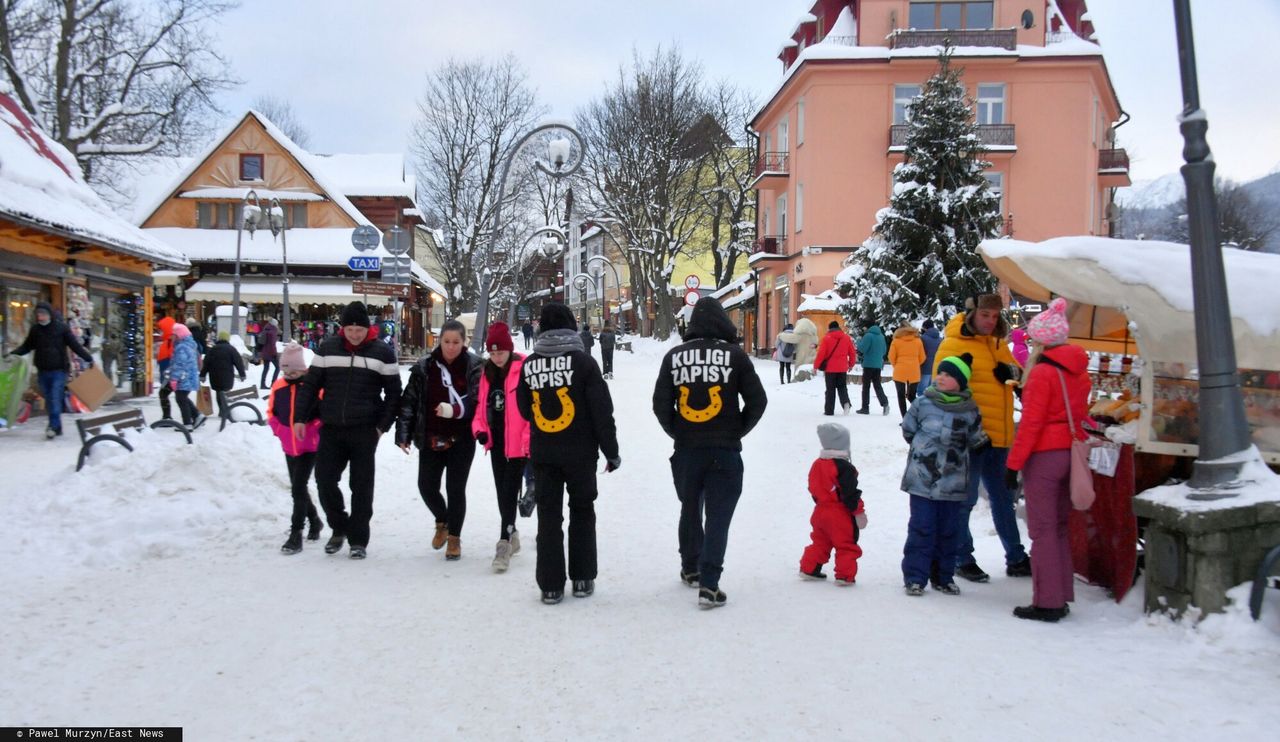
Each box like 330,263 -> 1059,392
934,313 -> 1018,447
887,326 -> 926,383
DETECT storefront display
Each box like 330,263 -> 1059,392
1142,361 -> 1280,464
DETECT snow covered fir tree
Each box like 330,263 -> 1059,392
836,47 -> 1004,328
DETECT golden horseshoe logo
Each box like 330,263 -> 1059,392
532,387 -> 576,433
678,385 -> 722,423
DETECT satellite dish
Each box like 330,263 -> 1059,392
1021,9 -> 1035,29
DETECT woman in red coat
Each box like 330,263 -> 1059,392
1005,299 -> 1093,622
813,321 -> 857,416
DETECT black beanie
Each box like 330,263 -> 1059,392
539,302 -> 577,332
828,321 -> 840,331
340,301 -> 371,328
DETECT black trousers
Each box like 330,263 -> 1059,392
601,348 -> 614,375
418,436 -> 477,537
534,461 -> 598,592
174,389 -> 197,425
490,450 -> 528,541
671,447 -> 744,590
315,426 -> 381,547
285,452 -> 322,532
860,368 -> 888,411
823,372 -> 851,415
214,389 -> 231,421
779,362 -> 792,384
158,383 -> 173,419
894,380 -> 918,417
260,357 -> 280,388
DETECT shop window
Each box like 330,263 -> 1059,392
240,153 -> 264,181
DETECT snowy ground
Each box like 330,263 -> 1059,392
2,339 -> 1278,740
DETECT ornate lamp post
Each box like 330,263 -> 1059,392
586,254 -> 621,329
267,198 -> 291,341
231,189 -> 262,337
472,123 -> 585,352
1172,0 -> 1252,495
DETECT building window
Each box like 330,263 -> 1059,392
908,1 -> 994,30
894,84 -> 922,124
239,153 -> 264,181
776,194 -> 788,236
983,172 -> 1005,220
197,202 -> 214,229
777,119 -> 789,153
976,83 -> 1005,125
196,202 -> 244,229
288,203 -> 307,228
797,99 -> 805,146
796,183 -> 805,232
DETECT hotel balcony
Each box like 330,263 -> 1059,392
888,27 -> 1018,51
752,151 -> 790,189
754,235 -> 788,255
890,123 -> 1015,150
1099,148 -> 1132,188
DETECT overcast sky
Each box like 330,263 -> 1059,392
214,0 -> 1280,185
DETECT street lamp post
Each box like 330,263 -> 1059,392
472,122 -> 585,352
267,198 -> 291,341
1172,0 -> 1252,495
231,190 -> 263,337
586,254 -> 621,328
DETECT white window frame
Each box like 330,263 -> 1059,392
976,83 -> 1005,125
1092,97 -> 1100,145
777,119 -> 789,153
776,193 -> 788,236
797,99 -> 806,146
894,84 -> 922,124
796,183 -> 805,232
983,171 -> 1005,219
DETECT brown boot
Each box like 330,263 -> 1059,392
431,522 -> 448,550
445,535 -> 461,561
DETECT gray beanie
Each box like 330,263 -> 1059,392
817,423 -> 850,456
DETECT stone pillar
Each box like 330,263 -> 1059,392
1133,493 -> 1280,618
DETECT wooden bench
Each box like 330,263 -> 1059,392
76,408 -> 191,472
220,386 -> 266,431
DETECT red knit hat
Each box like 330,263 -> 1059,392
486,321 -> 514,352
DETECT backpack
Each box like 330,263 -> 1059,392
781,341 -> 796,358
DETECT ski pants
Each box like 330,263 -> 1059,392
534,461 -> 599,592
671,446 -> 744,590
801,502 -> 863,581
902,495 -> 962,586
315,426 -> 380,548
284,451 -> 321,533
1023,449 -> 1074,609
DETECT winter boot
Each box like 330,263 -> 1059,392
349,545 -> 367,560
698,587 -> 727,609
955,563 -> 990,583
835,576 -> 856,587
800,565 -> 828,581
882,403 -> 890,416
445,535 -> 461,561
855,408 -> 870,415
572,579 -> 594,598
306,512 -> 323,542
324,532 -> 345,555
1006,557 -> 1033,577
280,530 -> 303,555
431,522 -> 448,550
934,582 -> 961,595
45,426 -> 56,440
492,540 -> 513,573
905,583 -> 926,597
509,529 -> 521,556
541,589 -> 563,605
518,484 -> 537,518
680,570 -> 700,587
842,403 -> 852,415
1013,605 -> 1067,622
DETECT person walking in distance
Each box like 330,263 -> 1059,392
888,323 -> 926,417
598,323 -> 617,380
200,330 -> 246,423
472,321 -> 531,572
258,318 -> 280,389
8,301 -> 94,438
294,302 -> 402,560
814,320 -> 856,416
855,323 -> 890,415
774,323 -> 799,384
516,303 -> 619,605
933,294 -> 1031,582
653,297 -> 767,609
521,321 -> 534,350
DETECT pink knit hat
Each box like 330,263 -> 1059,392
1026,298 -> 1071,346
279,342 -> 308,374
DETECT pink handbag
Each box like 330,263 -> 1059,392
1058,369 -> 1097,511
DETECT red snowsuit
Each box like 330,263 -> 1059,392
799,457 -> 865,581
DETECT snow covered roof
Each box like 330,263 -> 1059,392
176,188 -> 324,202
721,284 -> 756,311
313,153 -> 415,199
145,227 -> 401,268
0,94 -> 188,269
709,272 -> 752,300
184,276 -> 404,306
796,289 -> 843,313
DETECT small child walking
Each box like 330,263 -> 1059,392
267,342 -> 324,554
900,353 -> 989,596
799,423 -> 867,586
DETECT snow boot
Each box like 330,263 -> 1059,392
698,587 -> 727,609
855,408 -> 870,415
835,576 -> 856,587
572,579 -> 594,598
955,563 -> 990,583
324,532 -> 345,555
45,426 -> 56,439
509,529 -> 521,556
800,566 -> 828,581
541,590 -> 563,605
934,582 -> 961,595
1013,605 -> 1067,622
349,545 -> 366,560
680,570 -> 700,587
445,535 -> 461,561
882,403 -> 890,416
1006,557 -> 1033,577
306,515 -> 323,542
518,484 -> 537,518
842,403 -> 852,415
280,530 -> 303,555
431,522 -> 448,550
492,540 -> 513,573
905,583 -> 926,597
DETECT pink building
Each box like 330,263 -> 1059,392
749,0 -> 1128,349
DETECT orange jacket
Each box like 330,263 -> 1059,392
156,316 -> 176,361
888,326 -> 926,384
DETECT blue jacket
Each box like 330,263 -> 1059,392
170,336 -> 201,392
900,388 -> 989,501
856,325 -> 887,369
920,327 -> 943,375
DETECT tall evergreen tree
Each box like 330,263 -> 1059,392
837,47 -> 1003,328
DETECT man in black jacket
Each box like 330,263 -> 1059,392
10,302 -> 94,438
294,301 -> 402,559
653,297 -> 767,609
200,330 -> 246,422
516,303 -> 619,604
598,323 -> 616,379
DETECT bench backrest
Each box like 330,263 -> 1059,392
225,387 -> 258,402
76,409 -> 146,443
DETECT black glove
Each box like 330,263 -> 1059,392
605,456 -> 621,472
475,431 -> 489,446
994,363 -> 1015,385
973,437 -> 992,455
1004,468 -> 1020,492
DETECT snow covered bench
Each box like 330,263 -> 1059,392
76,408 -> 191,472
219,386 -> 266,431
615,340 -> 633,353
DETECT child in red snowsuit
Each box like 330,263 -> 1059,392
799,423 -> 867,585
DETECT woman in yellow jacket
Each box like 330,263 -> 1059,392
887,324 -> 926,416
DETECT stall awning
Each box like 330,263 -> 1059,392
183,276 -> 401,306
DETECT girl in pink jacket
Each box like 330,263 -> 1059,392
472,322 -> 532,573
267,342 -> 323,554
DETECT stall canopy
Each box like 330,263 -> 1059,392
979,237 -> 1280,369
184,276 -> 400,306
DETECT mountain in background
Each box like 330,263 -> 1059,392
1114,166 -> 1280,254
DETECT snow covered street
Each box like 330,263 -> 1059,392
2,339 -> 1278,740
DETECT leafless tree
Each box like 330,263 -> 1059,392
0,0 -> 237,185
410,55 -> 545,315
577,46 -> 715,339
252,94 -> 310,148
700,81 -> 758,289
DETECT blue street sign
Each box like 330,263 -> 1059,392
348,255 -> 381,271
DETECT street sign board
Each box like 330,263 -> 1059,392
684,274 -> 700,290
348,255 -> 381,272
684,290 -> 699,307
382,226 -> 410,256
352,280 -> 410,298
351,225 -> 380,252
380,255 -> 413,285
